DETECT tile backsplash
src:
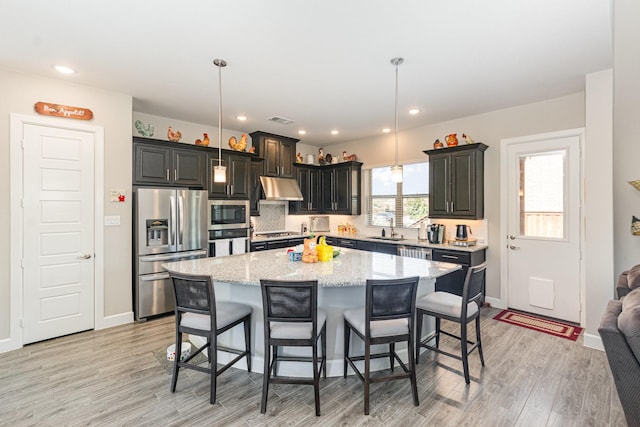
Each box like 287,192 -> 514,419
252,202 -> 286,232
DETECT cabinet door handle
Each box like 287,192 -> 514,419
166,169 -> 170,180
451,202 -> 454,212
442,254 -> 460,260
446,201 -> 449,212
174,169 -> 177,181
230,184 -> 234,195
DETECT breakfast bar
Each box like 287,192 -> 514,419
163,248 -> 460,377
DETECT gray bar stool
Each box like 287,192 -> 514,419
168,271 -> 252,404
415,262 -> 487,384
343,276 -> 420,415
260,279 -> 327,416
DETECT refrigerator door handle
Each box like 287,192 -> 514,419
169,195 -> 176,247
140,272 -> 171,281
139,250 -> 208,262
177,194 -> 184,250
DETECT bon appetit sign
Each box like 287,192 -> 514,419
34,102 -> 93,120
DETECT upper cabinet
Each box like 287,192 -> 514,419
321,161 -> 362,215
423,143 -> 488,219
290,164 -> 322,214
133,138 -> 205,188
207,151 -> 250,199
249,131 -> 298,178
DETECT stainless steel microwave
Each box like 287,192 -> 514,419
207,199 -> 250,230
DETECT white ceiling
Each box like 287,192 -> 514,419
1,1 -> 612,146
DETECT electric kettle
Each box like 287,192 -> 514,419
456,224 -> 472,241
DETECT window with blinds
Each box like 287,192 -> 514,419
367,162 -> 429,228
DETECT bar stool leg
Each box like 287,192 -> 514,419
476,316 -> 485,366
364,344 -> 371,415
415,310 -> 423,364
321,325 -> 327,378
261,341 -> 270,413
244,316 -> 252,372
343,323 -> 350,378
313,341 -> 320,416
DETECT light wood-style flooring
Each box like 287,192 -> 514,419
0,308 -> 626,426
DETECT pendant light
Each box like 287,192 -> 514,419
213,58 -> 227,183
390,57 -> 403,183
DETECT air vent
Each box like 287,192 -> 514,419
267,116 -> 295,125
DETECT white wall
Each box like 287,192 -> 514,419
0,67 -> 132,342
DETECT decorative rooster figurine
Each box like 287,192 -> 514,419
195,133 -> 210,146
167,126 -> 182,142
228,134 -> 248,151
134,120 -> 154,137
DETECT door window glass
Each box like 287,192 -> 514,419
518,150 -> 565,238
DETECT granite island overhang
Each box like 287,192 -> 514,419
163,248 -> 461,377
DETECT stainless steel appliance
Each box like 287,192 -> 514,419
134,188 -> 208,320
427,224 -> 445,244
208,227 -> 249,257
207,199 -> 250,230
455,224 -> 472,241
309,215 -> 330,233
397,246 -> 432,260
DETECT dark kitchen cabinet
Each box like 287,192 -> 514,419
321,161 -> 362,215
432,248 -> 486,296
250,237 -> 304,251
424,143 -> 488,219
134,139 -> 206,188
290,164 -> 322,214
249,157 -> 264,216
356,240 -> 397,254
249,131 -> 298,179
207,152 -> 250,199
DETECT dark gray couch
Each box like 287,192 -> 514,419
599,288 -> 640,426
617,264 -> 640,299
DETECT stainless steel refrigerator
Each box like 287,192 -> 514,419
134,188 -> 208,320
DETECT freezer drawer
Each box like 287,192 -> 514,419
136,272 -> 174,320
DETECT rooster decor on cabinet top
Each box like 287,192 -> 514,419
167,126 -> 182,142
228,134 -> 248,151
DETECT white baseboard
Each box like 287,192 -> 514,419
0,336 -> 21,354
583,333 -> 604,351
96,311 -> 134,330
485,296 -> 505,309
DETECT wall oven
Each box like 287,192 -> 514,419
208,199 -> 250,230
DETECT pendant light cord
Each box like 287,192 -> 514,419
214,59 -> 227,168
391,57 -> 403,169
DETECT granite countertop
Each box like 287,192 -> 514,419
163,248 -> 461,287
251,232 -> 487,253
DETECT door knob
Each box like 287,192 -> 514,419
508,235 -> 516,240
80,254 -> 92,259
508,245 -> 519,250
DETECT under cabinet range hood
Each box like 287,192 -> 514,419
259,176 -> 304,201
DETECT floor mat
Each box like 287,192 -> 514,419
493,309 -> 583,341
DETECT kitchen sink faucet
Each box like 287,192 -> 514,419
390,218 -> 398,238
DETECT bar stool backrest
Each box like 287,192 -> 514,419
171,273 -> 216,331
260,279 -> 318,335
366,277 -> 420,336
460,263 -> 487,319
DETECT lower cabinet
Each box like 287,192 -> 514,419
432,248 -> 487,296
250,237 -> 304,252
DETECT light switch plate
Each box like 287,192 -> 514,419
105,215 -> 121,226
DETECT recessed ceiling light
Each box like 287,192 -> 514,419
409,109 -> 420,115
298,130 -> 306,135
54,65 -> 75,74
236,115 -> 247,121
330,130 -> 339,135
382,128 -> 391,133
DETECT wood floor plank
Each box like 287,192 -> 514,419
0,309 -> 626,426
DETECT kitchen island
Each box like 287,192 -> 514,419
163,248 -> 460,377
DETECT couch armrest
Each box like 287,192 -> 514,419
598,300 -> 640,427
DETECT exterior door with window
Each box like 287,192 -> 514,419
503,131 -> 582,323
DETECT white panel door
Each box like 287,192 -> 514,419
22,124 -> 95,344
505,133 -> 582,323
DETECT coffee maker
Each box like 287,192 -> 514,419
427,224 -> 445,244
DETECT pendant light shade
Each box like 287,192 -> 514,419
213,58 -> 227,183
391,57 -> 403,183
